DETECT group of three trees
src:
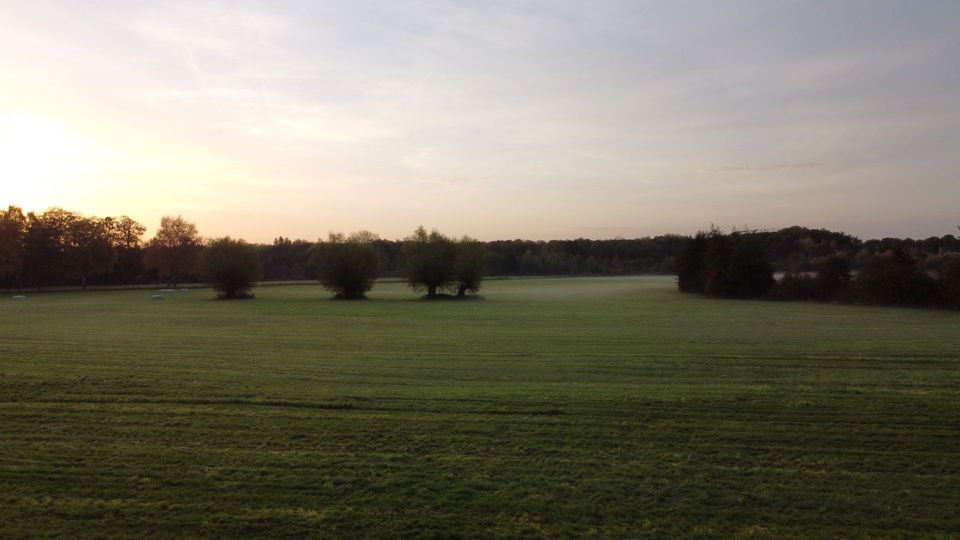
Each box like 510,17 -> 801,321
200,226 -> 486,300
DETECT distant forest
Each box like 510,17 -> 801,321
1,205 -> 959,289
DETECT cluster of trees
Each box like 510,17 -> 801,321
1,206 -> 147,290
676,228 -> 774,298
401,227 -> 486,298
203,226 -> 486,300
773,248 -> 960,308
5,204 -> 960,309
678,227 -> 960,309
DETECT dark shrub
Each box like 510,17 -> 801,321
722,234 -> 775,298
768,272 -> 816,301
813,255 -> 852,300
854,247 -> 936,306
938,256 -> 960,309
199,237 -> 262,299
676,231 -> 708,293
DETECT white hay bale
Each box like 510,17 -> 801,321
12,295 -> 26,300
158,288 -> 175,293
151,294 -> 164,300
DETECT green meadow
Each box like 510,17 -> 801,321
1,276 -> 959,538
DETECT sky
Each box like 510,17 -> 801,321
1,0 -> 958,242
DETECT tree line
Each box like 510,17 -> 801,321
0,206 -> 487,300
3,205 -> 959,306
677,227 -> 960,309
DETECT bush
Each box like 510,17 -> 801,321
199,237 -> 261,299
311,232 -> 379,299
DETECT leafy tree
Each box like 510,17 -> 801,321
311,231 -> 379,299
103,216 -> 146,284
22,208 -> 75,288
0,206 -> 27,289
198,237 -> 261,299
402,226 -> 457,298
144,216 -> 202,287
65,216 -> 117,291
452,236 -> 486,297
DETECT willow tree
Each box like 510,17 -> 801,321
198,237 -> 262,299
401,226 -> 457,299
311,231 -> 379,299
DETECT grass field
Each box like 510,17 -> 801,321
2,276 -> 959,538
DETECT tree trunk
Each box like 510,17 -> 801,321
457,284 -> 466,297
427,284 -> 437,298
81,273 -> 87,292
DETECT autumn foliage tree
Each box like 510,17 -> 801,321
198,237 -> 262,299
144,216 -> 202,287
310,231 -> 380,299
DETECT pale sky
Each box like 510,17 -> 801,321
1,1 -> 958,242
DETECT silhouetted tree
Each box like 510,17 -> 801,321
676,231 -> 708,293
402,226 -> 457,298
311,231 -> 379,299
65,216 -> 116,291
100,216 -> 146,284
144,216 -> 202,287
453,236 -> 486,297
0,206 -> 27,289
22,208 -> 75,288
722,234 -> 774,298
198,237 -> 261,299
677,228 -> 773,298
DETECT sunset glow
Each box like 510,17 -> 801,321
1,1 -> 958,240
